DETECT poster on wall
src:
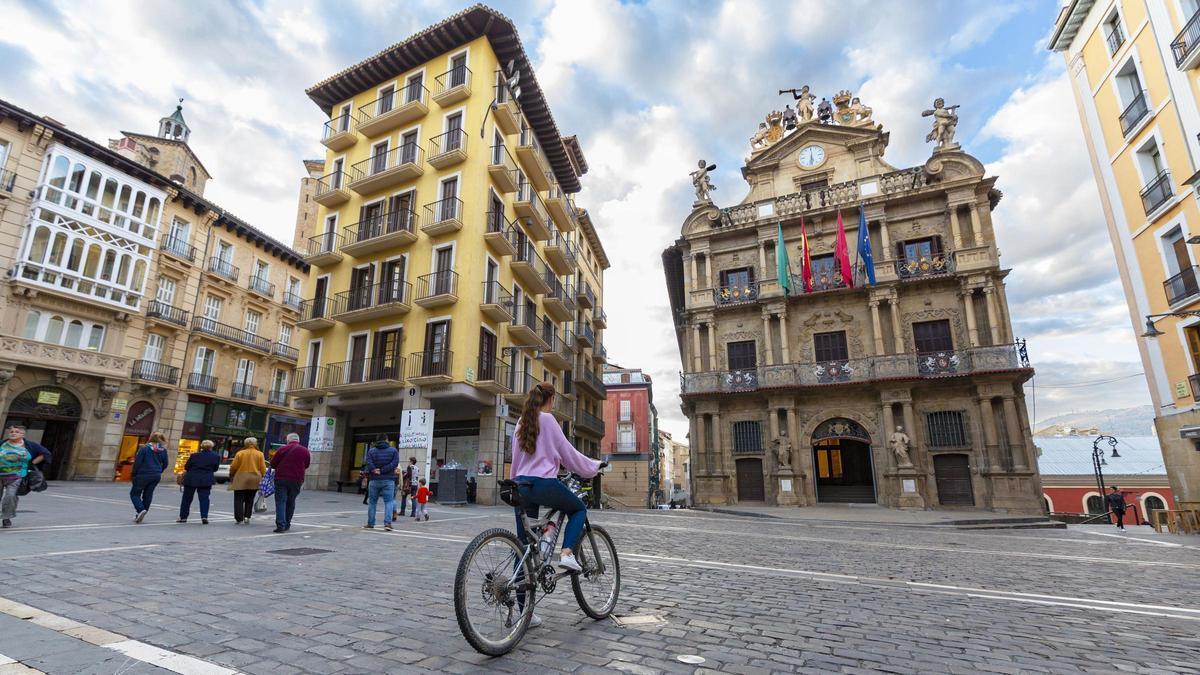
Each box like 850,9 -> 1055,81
309,416 -> 336,452
444,435 -> 480,478
398,409 -> 435,481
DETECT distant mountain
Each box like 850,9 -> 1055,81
1035,405 -> 1155,437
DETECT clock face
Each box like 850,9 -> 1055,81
798,145 -> 826,168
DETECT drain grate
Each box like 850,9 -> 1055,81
612,614 -> 666,627
267,547 -> 333,557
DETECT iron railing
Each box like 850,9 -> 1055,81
429,129 -> 467,160
408,351 -> 453,379
715,282 -> 760,305
1172,8 -> 1200,66
609,442 -> 638,454
192,317 -> 270,352
546,228 -> 577,266
273,342 -> 299,361
207,257 -> 239,282
511,303 -> 541,337
477,356 -> 510,385
482,280 -> 514,309
187,372 -> 217,393
327,357 -> 405,386
131,360 -> 179,385
1119,90 -> 1150,135
435,64 -> 471,94
315,169 -> 345,195
416,270 -> 459,300
333,280 -> 411,314
577,409 -> 605,436
299,297 -> 331,323
146,300 -> 189,326
322,110 -> 353,139
1106,24 -> 1126,55
895,253 -> 954,279
511,233 -> 548,275
578,368 -> 606,397
288,366 -> 327,391
343,207 -> 417,247
1140,170 -> 1173,214
349,143 -> 423,183
486,208 -> 514,238
306,231 -> 342,258
231,382 -> 258,401
283,292 -> 302,310
356,81 -> 427,121
160,235 -> 196,262
424,197 -> 463,226
249,275 -> 275,298
508,369 -> 535,397
489,143 -> 518,172
268,389 -> 288,406
1164,265 -> 1200,305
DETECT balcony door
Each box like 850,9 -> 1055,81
450,53 -> 467,88
143,333 -> 165,364
387,192 -> 413,233
360,200 -> 384,240
1164,229 -> 1198,302
349,266 -> 374,310
370,141 -> 388,175
479,328 -> 496,380
313,277 -> 328,318
424,321 -> 450,376
445,112 -> 463,151
372,328 -> 402,380
202,295 -> 222,332
348,334 -> 368,384
380,257 -> 406,303
377,85 -> 395,114
305,342 -> 321,387
216,241 -> 233,267
235,358 -> 255,387
404,73 -> 423,103
400,131 -> 418,165
814,331 -> 849,363
156,276 -> 176,306
193,347 -> 214,377
168,218 -> 189,250
434,247 -> 453,295
913,320 -> 953,355
727,340 -> 757,372
440,178 -> 459,221
899,236 -> 942,262
720,267 -> 753,290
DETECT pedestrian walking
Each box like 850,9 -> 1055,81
0,425 -> 51,529
399,457 -> 418,517
1105,486 -> 1128,531
269,432 -> 311,533
177,440 -> 219,524
130,431 -> 169,523
415,477 -> 431,521
362,438 -> 399,531
228,437 -> 266,524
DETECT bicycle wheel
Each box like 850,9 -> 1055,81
454,528 -> 535,656
571,524 -> 620,619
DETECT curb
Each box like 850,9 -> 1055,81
693,506 -> 1066,530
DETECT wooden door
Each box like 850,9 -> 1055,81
424,321 -> 450,376
933,454 -> 974,506
435,248 -> 453,295
313,277 -> 328,318
479,328 -> 496,380
348,335 -> 368,383
372,328 -> 402,379
349,266 -> 374,310
736,458 -> 765,502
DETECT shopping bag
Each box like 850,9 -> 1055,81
258,468 -> 276,497
18,467 -> 47,496
254,491 -> 267,512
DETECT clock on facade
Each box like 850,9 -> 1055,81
798,144 -> 826,169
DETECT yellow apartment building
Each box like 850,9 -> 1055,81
291,5 -> 608,502
1050,0 -> 1200,502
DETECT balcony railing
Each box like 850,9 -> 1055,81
306,231 -> 342,258
508,369 -> 535,397
428,129 -> 467,163
1164,266 -> 1200,305
187,372 -> 217,393
299,297 -> 331,324
577,409 -> 605,436
283,292 -> 302,310
333,280 -> 411,314
1172,9 -> 1200,66
1140,170 -> 1173,214
207,257 -> 239,283
416,270 -> 459,301
268,389 -> 288,406
343,208 -> 417,248
1106,24 -> 1126,55
577,323 -> 596,345
434,65 -> 471,97
511,302 -> 542,336
231,382 -> 258,401
249,275 -> 275,298
146,300 -> 189,326
578,368 -> 606,397
160,235 -> 196,262
722,167 -> 925,227
715,282 -> 759,305
288,366 -> 327,391
192,317 -> 270,352
323,111 -> 354,139
423,196 -> 463,227
131,360 -> 179,385
315,170 -> 346,196
895,253 -> 954,279
609,441 -> 639,454
680,344 -> 1027,395
1119,90 -> 1150,135
327,357 -> 406,387
408,350 -> 453,380
348,143 -> 423,184
355,82 -> 428,126
273,342 -> 299,361
477,356 -> 510,385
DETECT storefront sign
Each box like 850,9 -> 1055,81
37,390 -> 61,406
111,398 -> 128,412
399,409 -> 435,481
124,401 -> 156,436
309,416 -> 336,452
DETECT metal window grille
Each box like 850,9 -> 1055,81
732,421 -> 762,454
925,411 -> 968,447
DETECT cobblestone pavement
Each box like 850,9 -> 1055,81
1,484 -> 1198,674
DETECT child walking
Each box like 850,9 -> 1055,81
415,478 -> 431,521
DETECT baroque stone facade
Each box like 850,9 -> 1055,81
663,102 -> 1043,513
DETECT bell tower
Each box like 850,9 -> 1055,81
158,98 -> 191,143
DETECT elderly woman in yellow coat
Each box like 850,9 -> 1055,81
228,437 -> 266,524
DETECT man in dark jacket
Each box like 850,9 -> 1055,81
178,440 -> 219,524
1105,486 -> 1128,531
269,433 -> 311,533
363,438 -> 400,530
131,432 -> 169,523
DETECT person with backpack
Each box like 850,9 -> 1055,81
0,425 -> 50,529
131,431 -> 170,523
399,457 -> 419,517
177,440 -> 219,524
362,438 -> 399,531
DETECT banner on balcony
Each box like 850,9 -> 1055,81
799,217 -> 813,293
835,210 -> 854,288
776,222 -> 792,296
857,205 -> 875,285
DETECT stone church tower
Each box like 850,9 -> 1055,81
109,100 -> 211,195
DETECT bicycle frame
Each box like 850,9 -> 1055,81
505,479 -> 603,595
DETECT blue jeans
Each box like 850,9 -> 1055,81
274,479 -> 302,530
130,477 -> 159,513
179,486 -> 211,520
514,475 -> 587,551
367,479 -> 396,526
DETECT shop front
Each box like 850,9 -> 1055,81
267,414 -> 312,455
178,394 -> 268,465
115,400 -> 156,481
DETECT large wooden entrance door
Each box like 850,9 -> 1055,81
811,418 -> 876,504
4,386 -> 82,480
735,458 -> 764,502
934,454 -> 974,505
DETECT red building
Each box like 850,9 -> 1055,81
1036,436 -> 1174,524
601,364 -> 659,508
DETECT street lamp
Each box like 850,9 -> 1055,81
1141,310 -> 1200,338
1091,434 -> 1120,516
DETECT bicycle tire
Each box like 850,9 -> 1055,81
454,528 -> 535,656
570,524 -> 620,619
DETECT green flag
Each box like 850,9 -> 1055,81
776,222 -> 792,296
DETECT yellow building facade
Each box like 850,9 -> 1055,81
1051,0 -> 1200,502
292,6 -> 608,502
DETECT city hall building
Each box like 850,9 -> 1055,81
664,92 -> 1044,512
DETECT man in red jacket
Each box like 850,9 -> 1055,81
269,433 -> 311,533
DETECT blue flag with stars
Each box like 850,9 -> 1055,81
857,206 -> 876,285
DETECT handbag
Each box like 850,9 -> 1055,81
258,467 -> 276,497
254,491 -> 267,512
176,472 -> 186,486
18,467 -> 47,496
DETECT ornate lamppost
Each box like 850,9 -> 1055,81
1140,311 -> 1200,338
1091,435 -> 1120,517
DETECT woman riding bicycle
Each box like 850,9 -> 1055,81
510,381 -> 601,574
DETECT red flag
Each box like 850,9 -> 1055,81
800,217 -> 813,293
835,210 -> 854,288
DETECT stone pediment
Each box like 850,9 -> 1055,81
744,122 -> 888,173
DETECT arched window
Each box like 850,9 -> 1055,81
116,255 -> 131,286
145,197 -> 161,226
87,325 -> 104,351
48,233 -> 67,266
22,311 -> 40,339
68,163 -> 85,193
82,171 -> 101,216
26,226 -> 50,264
100,250 -> 116,281
118,185 -> 131,212
100,178 -> 118,222
83,245 -> 101,278
66,239 -> 84,271
1086,495 -> 1105,514
1042,496 -> 1052,514
45,316 -> 64,344
132,192 -> 146,219
47,155 -> 69,190
65,320 -> 83,347
1143,495 -> 1166,521
131,260 -> 147,293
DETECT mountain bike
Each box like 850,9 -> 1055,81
454,467 -> 620,656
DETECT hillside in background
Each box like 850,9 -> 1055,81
1035,405 -> 1155,437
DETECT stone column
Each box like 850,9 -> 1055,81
759,241 -> 768,280
969,203 -> 983,244
695,414 -> 707,475
762,313 -> 775,366
889,298 -> 904,354
779,313 -> 791,363
689,254 -> 698,293
984,286 -> 1001,345
900,400 -> 918,467
707,253 -> 716,289
707,323 -> 718,369
711,411 -> 728,478
962,289 -> 979,347
879,218 -> 890,254
881,402 -> 896,465
1001,395 -> 1029,471
949,206 -> 963,249
978,397 -> 1001,472
869,300 -> 884,356
692,324 -> 703,371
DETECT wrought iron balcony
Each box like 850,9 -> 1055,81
1106,24 -> 1125,55
268,389 -> 288,406
680,344 -> 1028,395
506,369 -> 536,401
576,280 -> 595,309
576,322 -> 596,349
475,356 -> 511,394
408,350 -> 453,383
1172,8 -> 1200,68
273,342 -> 299,361
187,372 -> 217,393
492,77 -> 521,135
543,276 -> 576,322
342,208 -> 418,255
146,300 -> 189,327
305,231 -> 343,265
577,368 -> 606,398
514,184 -> 550,240
422,197 -> 464,236
895,253 -> 954,279
415,270 -> 459,307
192,317 -> 270,352
348,144 -> 424,195
327,357 -> 405,390
433,65 -> 472,106
794,267 -> 854,293
609,441 -> 639,454
131,360 -> 179,386
298,297 -> 334,329
722,167 -> 925,226
1119,90 -> 1150,135
288,366 -> 327,393
1164,265 -> 1200,305
321,112 -> 356,151
594,307 -> 607,329
355,81 -> 428,137
510,235 -> 550,295
283,292 -> 302,310
488,144 -> 518,193
231,382 -> 259,401
314,170 -> 349,207
249,275 -> 275,299
428,129 -> 468,169
715,282 -> 759,305
595,343 -> 608,364
484,209 -> 516,256
509,303 -> 546,348
544,228 -> 577,275
576,409 -> 605,437
481,281 -> 514,322
331,280 -> 412,321
206,257 -> 239,283
1140,170 -> 1173,214
516,124 -> 551,189
160,235 -> 196,262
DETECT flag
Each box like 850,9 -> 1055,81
799,217 -> 813,293
834,210 -> 854,288
857,205 -> 876,285
776,222 -> 792,296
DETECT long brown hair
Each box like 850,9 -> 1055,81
517,382 -> 555,454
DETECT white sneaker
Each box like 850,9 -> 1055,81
528,613 -> 543,628
558,553 -> 582,572
135,510 -> 148,524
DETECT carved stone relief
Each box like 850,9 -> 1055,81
900,307 -> 966,353
798,310 -> 864,361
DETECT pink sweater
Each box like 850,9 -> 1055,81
509,412 -> 601,479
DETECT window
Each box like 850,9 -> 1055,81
87,325 -> 103,351
899,236 -> 943,261
371,141 -> 389,174
245,310 -> 261,335
377,85 -> 395,114
492,130 -> 505,165
1103,11 -> 1124,54
1116,60 -> 1148,134
253,260 -> 269,282
203,295 -> 222,321
1086,495 -> 1105,515
450,53 -> 467,87
168,218 -> 189,251
45,316 -> 64,344
337,104 -> 352,133
479,328 -> 497,379
926,411 -> 969,447
280,324 -> 293,346
22,311 -> 40,339
720,267 -> 753,289
1162,228 -> 1196,304
912,320 -> 953,354
400,130 -> 418,164
445,112 -> 463,151
813,331 -> 849,362
617,423 -> 635,451
65,320 -> 83,347
405,73 -> 424,103
216,241 -> 233,265
440,177 -> 459,220
286,276 -> 301,302
235,358 -> 255,385
619,399 -> 632,421
144,334 -> 165,363
799,177 -> 828,192
727,340 -> 757,370
272,369 -> 288,394
732,421 -> 762,453
193,347 -> 214,375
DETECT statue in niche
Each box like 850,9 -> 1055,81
772,436 -> 792,469
889,425 -> 913,468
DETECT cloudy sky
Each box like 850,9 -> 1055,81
1,0 -> 1152,438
